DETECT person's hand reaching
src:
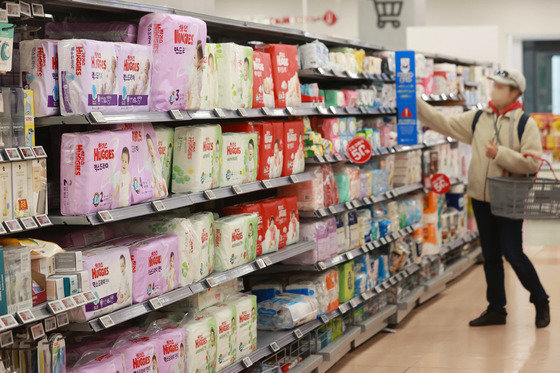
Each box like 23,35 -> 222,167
486,140 -> 498,159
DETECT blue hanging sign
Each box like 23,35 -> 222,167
395,51 -> 418,145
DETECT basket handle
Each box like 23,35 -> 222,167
523,153 -> 559,182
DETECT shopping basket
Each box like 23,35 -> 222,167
373,0 -> 403,28
488,154 -> 560,219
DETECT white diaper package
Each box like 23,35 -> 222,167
290,270 -> 339,313
342,210 -> 360,250
251,281 -> 283,303
68,245 -> 133,322
204,303 -> 237,371
116,42 -> 151,112
220,132 -> 258,187
172,124 -> 222,193
180,314 -> 218,373
298,40 -> 329,70
227,293 -> 257,359
215,43 -> 254,110
154,125 -> 174,188
170,279 -> 241,312
188,212 -> 215,279
20,40 -> 60,117
59,39 -> 119,115
116,216 -> 202,286
214,214 -> 258,272
285,280 -> 329,316
200,43 -> 219,110
257,293 -> 318,331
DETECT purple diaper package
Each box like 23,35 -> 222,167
59,39 -> 119,115
283,218 -> 337,265
137,12 -> 207,111
60,130 -> 133,215
45,22 -> 138,43
20,39 -> 60,117
70,352 -> 126,373
116,43 -> 151,112
111,123 -> 169,204
112,336 -> 155,373
68,245 -> 133,322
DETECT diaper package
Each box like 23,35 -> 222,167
252,50 -> 275,109
150,327 -> 186,373
116,43 -> 151,112
111,122 -> 168,203
283,218 -> 335,265
112,336 -> 154,373
172,124 -> 221,193
224,121 -> 283,180
267,196 -> 299,248
60,130 -> 133,215
204,303 -> 237,371
338,261 -> 355,303
188,212 -> 215,279
71,352 -> 126,373
215,43 -> 254,109
20,40 -> 59,117
251,282 -> 283,303
117,216 -> 202,286
200,43 -> 219,110
223,202 -> 266,256
45,22 -> 138,43
227,293 -> 257,359
59,39 -> 119,115
335,214 -> 350,254
220,132 -> 258,186
138,13 -> 207,111
279,164 -> 323,211
342,210 -> 360,250
298,40 -> 329,70
69,245 -> 132,321
254,44 -> 301,108
285,281 -> 328,315
154,125 -> 174,188
282,120 -> 305,176
180,314 -> 218,373
214,214 -> 258,272
257,293 -> 318,330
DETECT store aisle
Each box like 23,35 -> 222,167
329,245 -> 560,373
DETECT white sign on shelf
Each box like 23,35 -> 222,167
231,185 -> 243,195
44,317 -> 57,333
289,174 -> 299,183
261,180 -> 273,189
237,108 -> 248,117
213,108 -> 226,118
263,257 -> 273,266
328,206 -> 337,214
17,309 -> 35,324
0,331 -> 13,347
30,323 -> 45,340
0,315 -> 17,329
149,298 -> 163,310
0,9 -> 8,22
270,342 -> 280,352
31,3 -> 44,16
152,200 -> 166,212
48,301 -> 65,314
20,216 -> 38,230
97,210 -> 114,223
56,312 -> 69,327
0,224 -> 6,235
204,190 -> 217,200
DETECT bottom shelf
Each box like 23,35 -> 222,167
354,305 -> 397,348
289,354 -> 324,373
317,326 -> 361,373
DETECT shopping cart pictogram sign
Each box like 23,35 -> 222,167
373,0 -> 403,28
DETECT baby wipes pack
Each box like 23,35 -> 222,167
173,124 -> 221,193
138,13 -> 207,111
204,303 -> 237,371
20,40 -> 59,117
181,314 -> 218,373
69,245 -> 132,321
116,43 -> 151,112
113,336 -> 154,373
282,120 -> 305,176
112,123 -> 168,203
214,213 -> 258,272
150,327 -> 186,373
227,293 -> 257,359
252,50 -> 275,109
257,293 -> 318,331
188,212 -> 215,279
59,39 -> 119,115
154,125 -> 174,188
338,260 -> 355,303
220,132 -> 258,187
215,43 -> 253,110
254,44 -> 301,108
60,130 -> 133,215
200,43 -> 219,110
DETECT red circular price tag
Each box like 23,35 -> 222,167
347,137 -> 372,165
431,173 -> 451,194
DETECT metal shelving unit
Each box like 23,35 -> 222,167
298,68 -> 395,83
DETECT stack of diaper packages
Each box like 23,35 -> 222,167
115,42 -> 152,112
254,44 -> 301,108
214,213 -> 258,272
138,12 -> 207,111
220,132 -> 258,186
252,50 -> 275,108
200,43 -> 219,110
215,43 -> 254,110
282,120 -> 305,176
203,302 -> 237,370
180,313 -> 218,373
298,40 -> 330,70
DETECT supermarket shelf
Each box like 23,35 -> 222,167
0,215 -> 54,236
288,354 -> 324,373
439,232 -> 480,258
317,326 -> 361,373
63,241 -> 315,333
446,246 -> 482,283
36,107 -> 397,127
422,52 -> 494,68
421,93 -> 465,103
49,172 -> 315,226
353,305 -> 398,348
263,223 -> 423,273
299,182 -> 425,218
299,68 -> 394,83
390,286 -> 424,325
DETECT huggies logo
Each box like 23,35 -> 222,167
93,143 -> 115,161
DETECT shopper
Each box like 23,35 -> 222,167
416,68 -> 550,328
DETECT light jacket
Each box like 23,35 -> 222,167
416,98 -> 542,202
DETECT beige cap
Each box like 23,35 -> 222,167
488,67 -> 526,93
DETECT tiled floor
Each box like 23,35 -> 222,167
328,243 -> 560,373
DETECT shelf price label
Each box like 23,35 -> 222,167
347,137 -> 373,165
270,342 -> 280,352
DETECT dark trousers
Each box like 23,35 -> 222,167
471,199 -> 549,315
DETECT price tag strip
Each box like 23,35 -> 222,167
34,214 -> 52,227
30,323 -> 45,340
232,185 -> 243,195
204,190 -> 217,200
97,210 -> 114,223
20,216 -> 38,230
0,331 -> 13,347
44,316 -> 57,333
149,298 -> 164,310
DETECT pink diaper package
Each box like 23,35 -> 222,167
112,336 -> 155,373
149,327 -> 186,373
60,130 -> 133,215
20,40 -> 60,117
116,43 -> 151,112
111,123 -> 169,203
46,22 -> 138,43
59,39 -> 119,115
71,352 -> 126,373
138,13 -> 207,111
68,245 -> 133,322
279,164 -> 324,211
